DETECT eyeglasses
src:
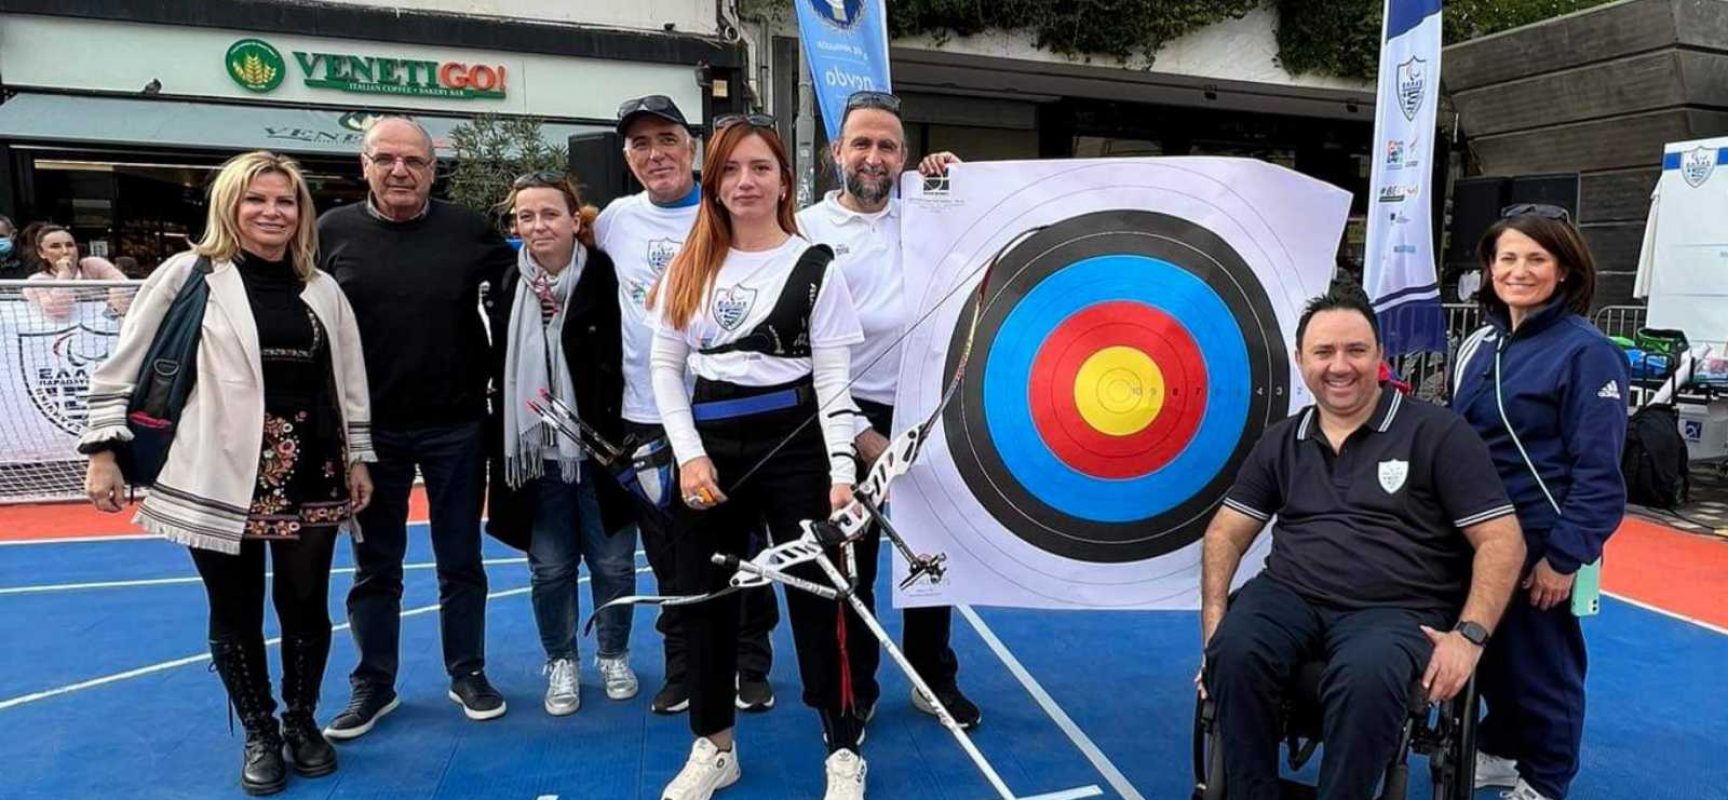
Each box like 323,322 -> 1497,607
845,91 -> 902,114
364,153 -> 433,172
713,113 -> 777,131
618,94 -> 679,119
513,170 -> 568,188
1500,203 -> 1571,223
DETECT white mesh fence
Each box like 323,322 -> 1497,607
0,279 -> 139,503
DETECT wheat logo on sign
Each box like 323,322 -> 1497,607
1681,146 -> 1717,189
1397,56 -> 1427,121
713,285 -> 757,331
16,324 -> 119,435
1378,459 -> 1409,494
227,39 -> 286,94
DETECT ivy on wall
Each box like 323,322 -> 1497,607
882,0 -> 1621,80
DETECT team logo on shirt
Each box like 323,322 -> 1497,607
646,239 -> 680,272
713,285 -> 758,331
1378,459 -> 1409,494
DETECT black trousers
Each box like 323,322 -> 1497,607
190,526 -> 339,643
849,399 -> 962,705
346,421 -> 488,688
624,420 -> 779,684
673,380 -> 863,749
1204,575 -> 1448,800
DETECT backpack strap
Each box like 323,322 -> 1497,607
699,244 -> 835,358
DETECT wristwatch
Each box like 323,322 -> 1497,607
1453,620 -> 1490,646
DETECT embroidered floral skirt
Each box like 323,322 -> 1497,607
245,409 -> 350,540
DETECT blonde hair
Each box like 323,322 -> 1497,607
196,151 -> 319,280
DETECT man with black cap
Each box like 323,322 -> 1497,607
594,95 -> 781,715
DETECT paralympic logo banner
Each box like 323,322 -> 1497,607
794,0 -> 892,140
894,158 -> 1349,610
1364,0 -> 1445,355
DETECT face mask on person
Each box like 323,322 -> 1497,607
0,240 -> 12,257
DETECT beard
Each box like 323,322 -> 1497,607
843,166 -> 895,206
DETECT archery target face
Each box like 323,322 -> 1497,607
942,210 -> 1290,563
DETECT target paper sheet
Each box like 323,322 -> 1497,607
890,158 -> 1350,610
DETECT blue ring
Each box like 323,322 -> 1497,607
981,255 -> 1250,523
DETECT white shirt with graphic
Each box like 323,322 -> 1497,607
649,235 -> 865,483
797,191 -> 908,408
595,191 -> 700,424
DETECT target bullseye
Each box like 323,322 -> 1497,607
1074,346 -> 1163,436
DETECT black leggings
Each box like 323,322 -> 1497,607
674,380 -> 865,750
189,527 -> 339,642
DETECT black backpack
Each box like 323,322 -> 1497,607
1622,403 -> 1690,510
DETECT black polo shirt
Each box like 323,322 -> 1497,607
1223,388 -> 1516,612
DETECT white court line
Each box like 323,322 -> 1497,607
0,518 -> 441,547
958,605 -> 1146,800
0,566 -> 652,713
0,557 -> 532,596
1605,590 -> 1728,636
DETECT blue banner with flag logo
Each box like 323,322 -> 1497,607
794,0 -> 892,140
1364,0 -> 1445,355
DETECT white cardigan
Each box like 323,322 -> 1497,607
79,251 -> 376,554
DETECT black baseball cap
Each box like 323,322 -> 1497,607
616,95 -> 690,137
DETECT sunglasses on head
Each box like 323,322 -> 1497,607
713,113 -> 777,131
513,170 -> 568,189
1500,203 -> 1571,223
617,95 -> 677,119
845,91 -> 902,114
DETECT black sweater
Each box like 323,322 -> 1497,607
317,200 -> 515,431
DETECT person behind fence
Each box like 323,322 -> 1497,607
20,222 -> 131,318
597,94 -> 781,716
318,117 -> 517,738
1199,288 -> 1526,800
647,115 -> 870,800
0,214 -> 25,279
1451,205 -> 1629,800
793,89 -> 981,730
80,150 -> 376,796
483,171 -> 640,716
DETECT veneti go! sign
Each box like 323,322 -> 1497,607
226,38 -> 507,100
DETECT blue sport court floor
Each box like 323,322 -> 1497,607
2,523 -> 1724,799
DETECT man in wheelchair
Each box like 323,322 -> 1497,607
1198,290 -> 1527,800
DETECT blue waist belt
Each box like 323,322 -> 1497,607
691,387 -> 809,422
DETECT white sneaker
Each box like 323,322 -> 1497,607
598,653 -> 640,700
1500,780 -> 1556,800
1475,751 -> 1520,789
823,749 -> 867,800
543,658 -> 580,716
662,737 -> 740,800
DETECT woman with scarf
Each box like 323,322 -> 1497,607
485,172 -> 639,717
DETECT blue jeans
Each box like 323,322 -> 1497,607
528,464 -> 638,661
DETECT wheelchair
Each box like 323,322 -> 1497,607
1192,657 -> 1478,800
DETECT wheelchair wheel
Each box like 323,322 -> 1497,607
1192,694 -> 1226,800
1428,678 -> 1480,800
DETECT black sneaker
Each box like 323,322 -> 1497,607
448,671 -> 508,721
912,685 -> 981,730
736,672 -> 775,712
651,677 -> 690,714
322,686 -> 400,741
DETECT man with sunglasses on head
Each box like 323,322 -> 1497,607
595,95 -> 782,716
794,90 -> 982,730
318,116 -> 518,739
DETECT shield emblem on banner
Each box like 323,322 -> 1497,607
1378,459 -> 1409,494
713,285 -> 757,331
14,323 -> 119,435
1682,146 -> 1717,188
1397,57 -> 1427,121
809,0 -> 865,28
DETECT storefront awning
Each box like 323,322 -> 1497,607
0,93 -> 610,158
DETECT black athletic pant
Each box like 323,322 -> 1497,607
848,398 -> 962,706
190,526 -> 340,643
624,421 -> 778,685
674,379 -> 864,750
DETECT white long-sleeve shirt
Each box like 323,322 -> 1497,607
649,236 -> 865,484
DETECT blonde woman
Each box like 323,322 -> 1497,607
81,151 -> 375,796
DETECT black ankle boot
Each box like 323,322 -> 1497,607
210,638 -> 288,796
280,633 -> 338,777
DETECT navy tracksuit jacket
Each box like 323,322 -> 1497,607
1451,298 -> 1630,799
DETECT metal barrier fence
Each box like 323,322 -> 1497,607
1389,303 -> 1651,403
